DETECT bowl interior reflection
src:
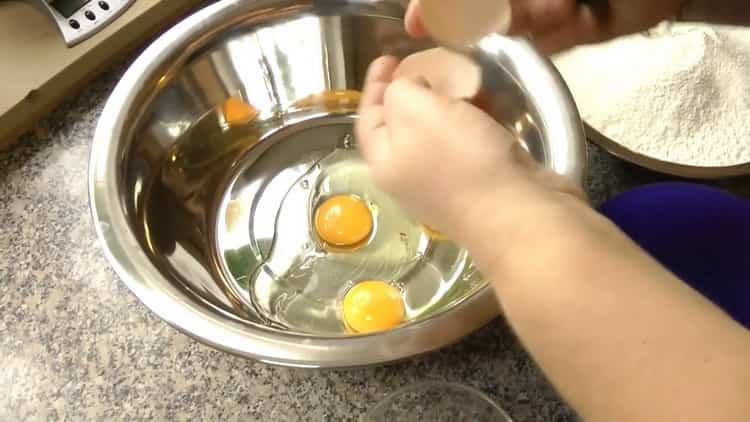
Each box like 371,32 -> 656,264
124,12 -> 550,336
91,0 -> 585,365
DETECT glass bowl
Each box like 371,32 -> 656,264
364,382 -> 512,421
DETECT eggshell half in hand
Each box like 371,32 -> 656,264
393,47 -> 482,100
419,0 -> 512,48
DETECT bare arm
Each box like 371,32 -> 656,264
356,59 -> 750,421
465,195 -> 750,421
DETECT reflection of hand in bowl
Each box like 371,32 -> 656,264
600,183 -> 750,328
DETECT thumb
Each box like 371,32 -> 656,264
405,0 -> 429,38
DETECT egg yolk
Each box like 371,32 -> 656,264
422,224 -> 447,240
314,195 -> 373,248
293,89 -> 362,112
343,281 -> 405,333
222,96 -> 258,126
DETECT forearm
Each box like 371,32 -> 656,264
680,0 -> 750,26
466,198 -> 750,421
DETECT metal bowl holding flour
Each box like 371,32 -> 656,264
554,23 -> 750,179
89,0 -> 586,368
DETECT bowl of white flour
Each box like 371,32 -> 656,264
554,23 -> 750,178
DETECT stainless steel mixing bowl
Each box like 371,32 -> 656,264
89,0 -> 586,368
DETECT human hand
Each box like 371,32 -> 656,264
405,0 -> 683,54
355,56 -> 584,248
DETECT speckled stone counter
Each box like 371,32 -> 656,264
2,65 -> 749,422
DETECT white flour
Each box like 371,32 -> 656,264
553,24 -> 750,167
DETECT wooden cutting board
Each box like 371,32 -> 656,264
0,0 -> 205,149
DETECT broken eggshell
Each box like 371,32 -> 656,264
419,0 -> 512,49
393,47 -> 482,100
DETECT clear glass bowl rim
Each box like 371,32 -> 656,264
364,381 -> 513,421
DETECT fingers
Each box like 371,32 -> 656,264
533,5 -> 601,54
357,55 -> 399,138
357,107 -> 392,171
357,56 -> 400,171
404,0 -> 429,38
360,55 -> 400,108
509,0 -> 578,34
405,0 -> 605,54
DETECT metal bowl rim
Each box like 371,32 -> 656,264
89,0 -> 584,367
585,123 -> 750,179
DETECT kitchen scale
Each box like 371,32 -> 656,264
0,0 -> 206,149
33,0 -> 136,47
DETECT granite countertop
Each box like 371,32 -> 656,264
2,65 -> 749,422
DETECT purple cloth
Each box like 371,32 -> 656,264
600,182 -> 750,329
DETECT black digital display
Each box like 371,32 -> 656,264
50,0 -> 92,18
